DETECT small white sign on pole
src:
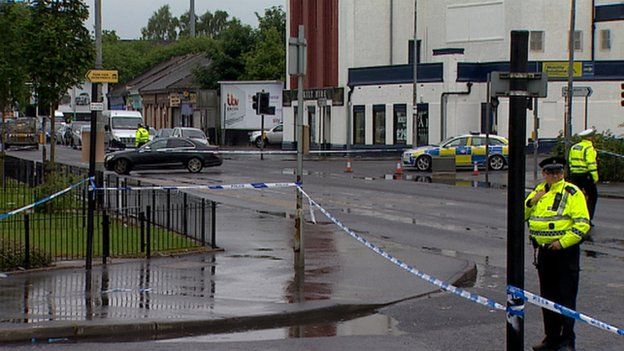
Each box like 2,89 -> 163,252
90,102 -> 104,111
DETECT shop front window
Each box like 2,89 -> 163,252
373,105 -> 386,145
353,105 -> 365,145
393,104 -> 407,145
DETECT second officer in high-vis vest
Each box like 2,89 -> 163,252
525,157 -> 591,351
568,128 -> 598,222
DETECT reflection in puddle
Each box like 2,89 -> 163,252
160,313 -> 404,343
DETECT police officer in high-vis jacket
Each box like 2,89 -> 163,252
568,128 -> 598,222
525,157 -> 591,351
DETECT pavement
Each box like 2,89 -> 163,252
0,200 -> 476,345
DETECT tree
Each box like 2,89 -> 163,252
256,6 -> 285,42
198,10 -> 229,38
242,27 -> 285,82
177,10 -> 195,38
25,0 -> 94,166
242,6 -> 286,82
194,19 -> 255,89
0,1 -> 30,178
0,2 -> 30,116
141,5 -> 179,41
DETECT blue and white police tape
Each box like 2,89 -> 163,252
92,182 -> 299,192
508,285 -> 624,336
296,186 -> 506,311
0,177 -> 93,221
598,149 -> 624,159
218,148 -> 406,155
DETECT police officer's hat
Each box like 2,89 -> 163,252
577,128 -> 596,137
539,156 -> 566,171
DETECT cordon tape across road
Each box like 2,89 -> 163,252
508,285 -> 624,336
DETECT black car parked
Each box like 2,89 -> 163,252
104,137 -> 222,175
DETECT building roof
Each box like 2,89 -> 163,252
108,54 -> 210,97
140,54 -> 210,93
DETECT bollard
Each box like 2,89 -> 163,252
473,161 -> 479,176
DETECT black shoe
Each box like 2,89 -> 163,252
557,344 -> 575,351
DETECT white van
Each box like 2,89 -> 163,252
103,110 -> 143,149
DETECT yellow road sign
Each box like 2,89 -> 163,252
85,69 -> 118,83
542,62 -> 582,78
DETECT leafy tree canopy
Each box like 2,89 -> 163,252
194,19 -> 255,89
141,5 -> 179,41
0,1 -> 30,114
25,0 -> 94,108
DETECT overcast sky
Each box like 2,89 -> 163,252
85,0 -> 285,39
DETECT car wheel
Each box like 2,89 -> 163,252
415,155 -> 432,172
187,157 -> 203,173
4,144 -> 10,150
488,155 -> 505,171
114,159 -> 131,175
255,137 -> 265,148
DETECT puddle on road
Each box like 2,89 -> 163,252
159,313 -> 404,343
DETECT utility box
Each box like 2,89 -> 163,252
81,130 -> 106,164
432,156 -> 456,173
302,125 -> 310,154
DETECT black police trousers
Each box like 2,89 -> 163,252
568,173 -> 597,220
537,244 -> 580,347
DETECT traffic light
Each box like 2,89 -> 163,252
621,83 -> 624,107
258,92 -> 271,115
252,93 -> 259,114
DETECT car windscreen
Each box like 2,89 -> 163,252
182,129 -> 206,139
112,117 -> 142,129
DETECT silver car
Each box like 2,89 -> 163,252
249,124 -> 283,148
172,127 -> 209,145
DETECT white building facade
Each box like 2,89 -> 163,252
283,0 -> 624,149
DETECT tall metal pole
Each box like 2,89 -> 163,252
584,95 -> 588,130
533,97 -> 539,183
564,0 -> 576,161
190,0 -> 196,38
412,0 -> 419,146
506,30 -> 528,351
295,25 -> 305,269
86,0 -> 103,270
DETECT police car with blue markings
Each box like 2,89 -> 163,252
402,133 -> 509,171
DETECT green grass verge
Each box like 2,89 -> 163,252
0,213 -> 200,259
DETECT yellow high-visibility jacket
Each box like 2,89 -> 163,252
569,139 -> 598,183
525,179 -> 590,248
135,127 -> 149,146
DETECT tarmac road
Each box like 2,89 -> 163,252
3,146 -> 624,350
